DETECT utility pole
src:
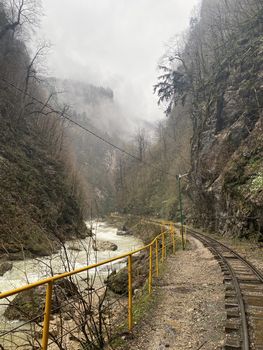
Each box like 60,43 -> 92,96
177,173 -> 188,250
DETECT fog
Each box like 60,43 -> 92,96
40,0 -> 199,127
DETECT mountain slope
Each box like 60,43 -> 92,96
0,117 -> 88,259
188,0 -> 263,239
0,4 -> 88,259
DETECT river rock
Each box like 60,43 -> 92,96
106,268 -> 128,295
86,227 -> 93,236
4,286 -> 46,321
116,229 -> 132,236
117,225 -> 132,236
0,262 -> 13,276
106,251 -> 148,295
4,279 -> 79,321
93,241 -> 117,251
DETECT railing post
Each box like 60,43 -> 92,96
155,239 -> 159,277
169,224 -> 176,254
169,224 -> 173,247
172,228 -> 176,254
164,231 -> 167,258
148,244 -> 153,294
42,281 -> 53,350
180,225 -> 185,250
162,232 -> 165,262
128,255 -> 133,332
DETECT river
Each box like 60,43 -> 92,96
0,221 -> 143,318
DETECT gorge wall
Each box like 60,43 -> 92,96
125,0 -> 263,240
188,0 -> 263,239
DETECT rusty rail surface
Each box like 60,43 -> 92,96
185,227 -> 263,350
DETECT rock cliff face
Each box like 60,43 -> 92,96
0,118 -> 89,259
190,4 -> 263,239
0,5 -> 92,259
153,1 -> 262,236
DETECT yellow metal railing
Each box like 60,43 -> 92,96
0,222 -> 177,349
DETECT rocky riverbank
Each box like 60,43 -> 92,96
0,221 -> 143,317
105,216 -> 162,296
107,215 -> 161,244
0,220 -> 144,349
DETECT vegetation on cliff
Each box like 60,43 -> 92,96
0,1 -> 89,258
112,0 -> 263,240
1,0 -> 262,257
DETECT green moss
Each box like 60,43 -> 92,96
132,287 -> 153,324
251,172 -> 263,192
4,288 -> 45,321
247,157 -> 262,172
109,270 -> 160,350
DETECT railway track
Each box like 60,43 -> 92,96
186,227 -> 263,350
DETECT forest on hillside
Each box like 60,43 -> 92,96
0,1 -> 262,349
0,0 -> 91,257
0,0 -> 146,257
0,0 -> 262,257
112,0 -> 263,241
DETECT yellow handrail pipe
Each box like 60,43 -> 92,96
0,225 -> 175,348
128,254 -> 133,331
155,239 -> 159,277
148,244 -> 153,294
42,282 -> 53,350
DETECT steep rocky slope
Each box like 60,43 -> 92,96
0,117 -> 88,259
47,78 -> 120,215
190,3 -> 263,239
152,0 -> 262,240
0,3 -> 89,260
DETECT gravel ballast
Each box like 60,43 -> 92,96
122,237 -> 226,350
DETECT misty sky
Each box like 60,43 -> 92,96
40,0 -> 199,124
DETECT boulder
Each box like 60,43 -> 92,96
55,279 -> 79,298
0,262 -> 13,276
93,241 -> 117,251
116,229 -> 132,236
4,286 -> 46,321
106,252 -> 148,295
4,279 -> 79,321
106,269 -> 128,295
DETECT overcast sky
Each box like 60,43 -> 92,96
40,0 -> 199,124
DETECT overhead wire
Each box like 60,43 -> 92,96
3,77 -> 262,181
1,77 -> 177,179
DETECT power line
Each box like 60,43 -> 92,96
1,77 -> 177,179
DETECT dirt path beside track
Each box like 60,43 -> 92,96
120,237 -> 226,350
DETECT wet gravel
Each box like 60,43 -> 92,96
120,237 -> 226,350
211,235 -> 263,276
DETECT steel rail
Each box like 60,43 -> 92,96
171,222 -> 263,281
151,219 -> 263,350
190,230 -> 263,282
188,229 -> 250,350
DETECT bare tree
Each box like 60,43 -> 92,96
0,0 -> 41,40
134,128 -> 148,162
156,121 -> 168,161
19,42 -> 50,119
